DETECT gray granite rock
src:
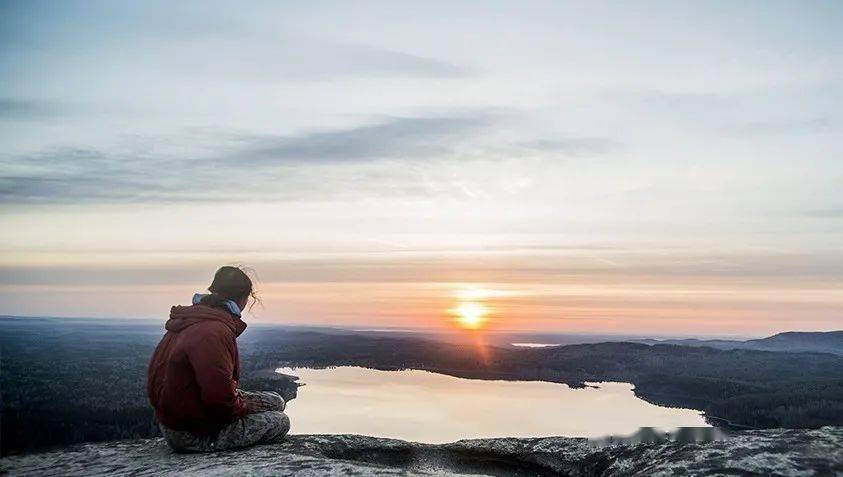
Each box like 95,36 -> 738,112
2,427 -> 841,476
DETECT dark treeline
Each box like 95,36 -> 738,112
2,318 -> 842,455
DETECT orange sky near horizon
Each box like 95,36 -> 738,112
1,244 -> 840,337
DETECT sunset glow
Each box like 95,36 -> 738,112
453,302 -> 490,330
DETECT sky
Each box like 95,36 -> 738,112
1,0 -> 842,336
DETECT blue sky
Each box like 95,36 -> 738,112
1,1 -> 841,334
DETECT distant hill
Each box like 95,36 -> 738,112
633,330 -> 843,355
745,331 -> 843,354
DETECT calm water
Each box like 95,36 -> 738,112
277,366 -> 708,443
510,342 -> 561,348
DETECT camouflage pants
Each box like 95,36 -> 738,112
160,390 -> 290,452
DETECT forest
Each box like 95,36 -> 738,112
2,317 -> 842,455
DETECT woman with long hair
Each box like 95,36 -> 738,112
147,266 -> 289,452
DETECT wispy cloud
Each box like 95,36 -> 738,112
0,113 -> 500,204
523,138 -> 620,157
0,110 -> 627,204
798,208 -> 843,218
172,41 -> 473,82
280,43 -> 471,80
230,115 -> 492,164
736,117 -> 836,135
4,249 -> 842,286
0,98 -> 65,121
0,147 -> 174,203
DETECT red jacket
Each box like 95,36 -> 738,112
147,304 -> 248,434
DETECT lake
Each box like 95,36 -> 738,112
510,342 -> 560,348
276,366 -> 709,443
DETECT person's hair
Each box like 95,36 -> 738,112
199,265 -> 260,312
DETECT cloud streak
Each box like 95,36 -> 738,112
230,115 -> 492,164
0,109 -> 625,204
0,98 -> 66,121
3,249 -> 842,286
523,138 -> 620,157
0,113 -> 501,203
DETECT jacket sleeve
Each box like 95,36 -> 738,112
185,323 -> 248,423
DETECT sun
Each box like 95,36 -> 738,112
453,302 -> 489,329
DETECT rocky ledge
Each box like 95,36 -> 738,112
2,427 -> 841,476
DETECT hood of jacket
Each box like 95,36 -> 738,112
165,304 -> 247,337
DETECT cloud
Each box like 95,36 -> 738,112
3,249 -> 842,287
230,115 -> 491,164
0,147 -> 173,203
278,43 -> 471,80
523,138 -> 620,157
1,1 -> 471,82
174,41 -> 472,82
0,98 -> 65,121
798,208 -> 843,218
614,87 -> 841,137
0,113 -> 496,204
0,111 -> 623,204
736,117 -> 835,135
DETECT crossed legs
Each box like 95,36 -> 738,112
160,390 -> 290,452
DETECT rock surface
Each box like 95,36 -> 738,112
2,428 -> 841,476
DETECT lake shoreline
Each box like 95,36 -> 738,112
270,365 -> 708,442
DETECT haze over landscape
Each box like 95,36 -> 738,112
2,1 -> 842,336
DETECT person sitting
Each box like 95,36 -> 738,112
147,266 -> 290,452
